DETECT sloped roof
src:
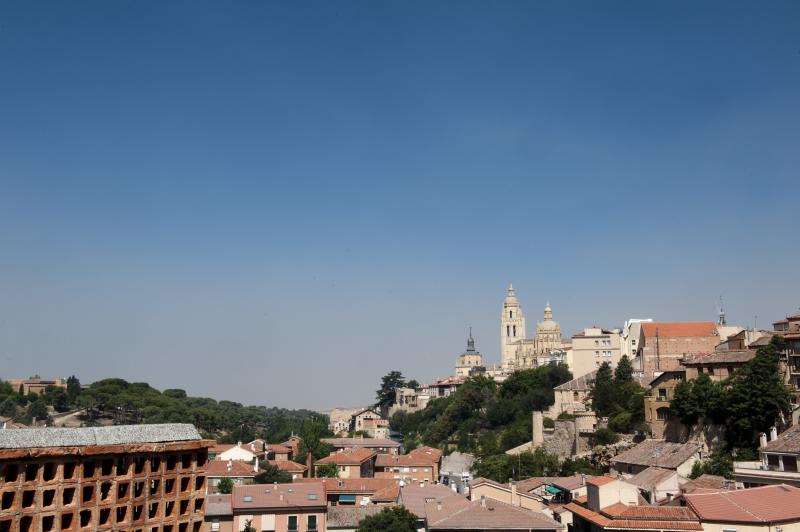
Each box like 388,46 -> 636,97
267,459 -> 306,473
629,467 -> 677,489
321,437 -> 400,448
400,483 -> 456,517
586,476 -> 616,487
426,495 -> 563,530
315,447 -> 376,465
602,503 -> 696,520
610,440 -> 702,469
565,502 -> 702,531
0,423 -> 201,449
642,322 -> 718,338
680,474 -> 727,493
231,482 -> 326,510
684,484 -> 800,523
206,460 -> 257,478
409,445 -> 443,462
376,452 -> 439,467
554,371 -> 596,392
295,477 -> 398,495
763,426 -> 800,453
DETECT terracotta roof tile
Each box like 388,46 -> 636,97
629,467 -> 676,489
427,495 -> 563,530
681,350 -> 756,366
295,477 -> 398,495
764,426 -> 800,453
565,503 -> 702,531
587,476 -> 616,486
315,447 -> 376,465
206,459 -> 257,478
680,474 -> 727,493
231,482 -> 326,510
642,322 -> 718,338
610,440 -> 702,470
400,483 -> 455,517
685,484 -> 800,524
267,459 -> 306,473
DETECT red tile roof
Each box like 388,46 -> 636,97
206,459 -> 257,478
266,443 -> 292,454
375,452 -> 439,467
427,495 -> 563,530
315,447 -> 376,465
763,426 -> 800,453
409,445 -> 443,462
399,483 -> 455,517
565,503 -> 702,531
587,476 -> 616,487
267,459 -> 306,473
601,503 -> 697,520
231,482 -> 326,510
295,477 -> 399,497
642,322 -> 718,338
685,484 -> 800,524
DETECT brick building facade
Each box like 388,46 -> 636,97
0,423 -> 210,532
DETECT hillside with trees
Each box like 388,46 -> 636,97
391,364 -> 572,456
0,376 -> 327,443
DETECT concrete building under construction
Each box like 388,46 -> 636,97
0,423 -> 211,532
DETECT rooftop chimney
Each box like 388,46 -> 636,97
480,495 -> 487,508
510,479 -> 518,506
770,426 -> 778,441
760,432 -> 768,449
227,460 -> 232,471
254,457 -> 259,472
581,473 -> 586,486
437,501 -> 442,511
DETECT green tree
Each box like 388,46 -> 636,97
614,355 -> 634,383
66,375 -> 81,405
406,379 -> 420,389
357,506 -> 418,532
688,448 -> 733,479
670,373 -> 726,426
255,464 -> 292,484
594,427 -> 619,445
725,336 -> 791,451
0,398 -> 17,417
217,477 -> 233,494
242,519 -> 256,532
296,418 -> 333,464
27,398 -> 49,422
473,449 -> 560,482
560,457 -> 602,476
375,371 -> 406,414
589,363 -> 616,416
316,463 -> 338,478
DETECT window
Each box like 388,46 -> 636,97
656,407 -> 671,421
513,325 -> 516,337
288,516 -> 298,531
509,311 -> 513,319
260,514 -> 276,531
507,325 -> 510,336
707,367 -> 714,376
658,388 -> 667,399
307,515 -> 317,531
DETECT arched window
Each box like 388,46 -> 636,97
506,325 -> 510,337
513,325 -> 516,337
510,311 -> 513,319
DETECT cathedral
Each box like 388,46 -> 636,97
500,284 -> 563,370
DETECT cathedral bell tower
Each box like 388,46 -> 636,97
501,284 -> 526,369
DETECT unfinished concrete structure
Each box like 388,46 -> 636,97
0,424 -> 211,532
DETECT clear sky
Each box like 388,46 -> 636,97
1,1 -> 798,409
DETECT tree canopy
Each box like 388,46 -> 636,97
670,336 -> 791,454
375,371 -> 407,414
357,506 -> 418,532
588,356 -> 646,433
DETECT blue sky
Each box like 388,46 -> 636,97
0,1 -> 798,409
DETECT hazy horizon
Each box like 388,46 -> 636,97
1,1 -> 798,409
